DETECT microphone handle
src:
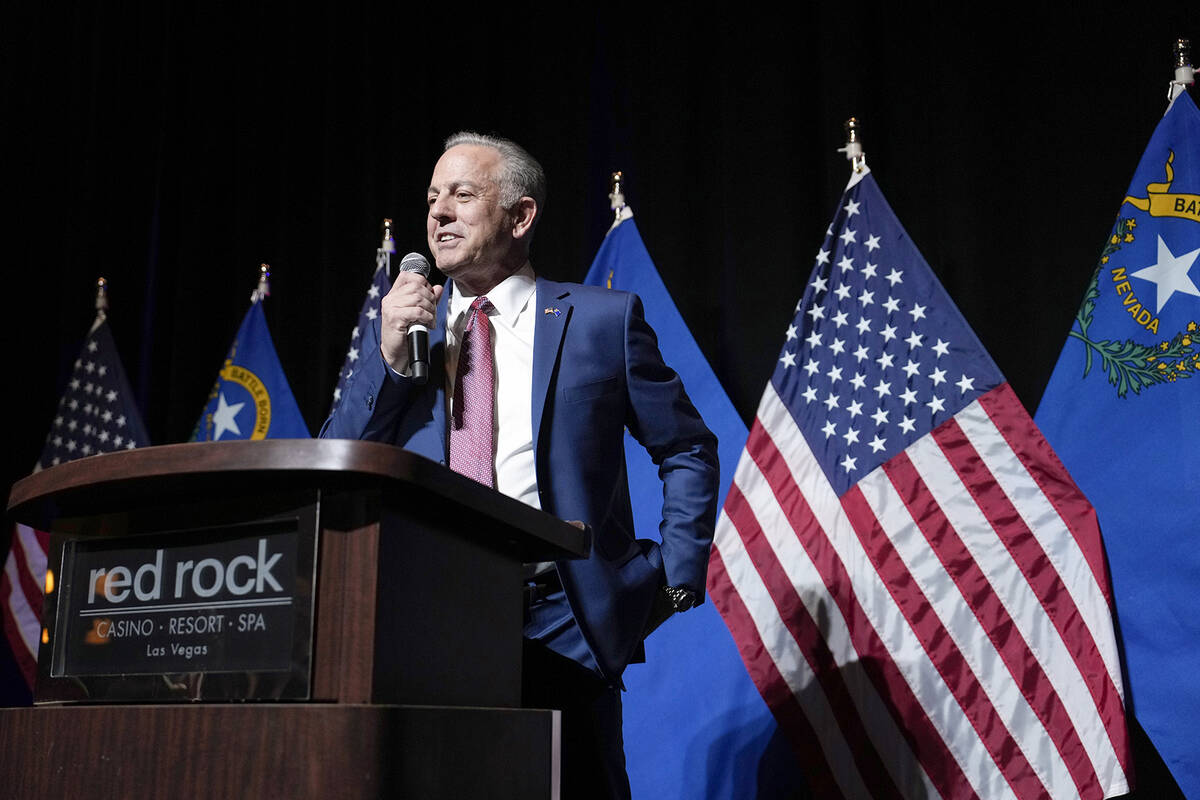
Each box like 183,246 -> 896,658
408,325 -> 429,385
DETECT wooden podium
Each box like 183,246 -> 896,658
1,440 -> 589,798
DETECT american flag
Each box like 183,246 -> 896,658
2,310 -> 150,690
329,225 -> 393,414
708,168 -> 1131,798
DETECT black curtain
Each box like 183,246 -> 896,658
3,3 -> 1193,793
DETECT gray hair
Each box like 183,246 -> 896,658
443,131 -> 547,224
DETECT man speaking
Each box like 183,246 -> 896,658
321,132 -> 719,798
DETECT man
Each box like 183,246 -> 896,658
322,132 -> 719,798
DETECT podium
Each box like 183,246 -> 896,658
1,440 -> 589,798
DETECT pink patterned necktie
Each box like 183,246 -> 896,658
449,296 -> 495,487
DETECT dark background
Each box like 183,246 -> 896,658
2,3 -> 1193,794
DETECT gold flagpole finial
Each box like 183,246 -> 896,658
1169,38 -> 1194,104
378,218 -> 396,279
608,171 -> 632,231
381,218 -> 396,253
89,277 -> 110,334
95,277 -> 109,313
609,171 -> 627,224
1175,37 -> 1193,70
838,117 -> 868,174
251,263 -> 271,303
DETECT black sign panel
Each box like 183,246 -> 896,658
52,524 -> 305,680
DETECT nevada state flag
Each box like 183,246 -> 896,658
1036,90 -> 1200,796
192,298 -> 310,441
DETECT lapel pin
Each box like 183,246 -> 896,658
544,307 -> 562,317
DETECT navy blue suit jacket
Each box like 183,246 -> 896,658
321,276 -> 719,682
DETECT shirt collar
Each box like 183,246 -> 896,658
449,262 -> 537,325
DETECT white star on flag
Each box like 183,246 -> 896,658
211,392 -> 245,440
1131,234 -> 1200,312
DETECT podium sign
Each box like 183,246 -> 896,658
37,500 -> 319,704
54,523 -> 310,680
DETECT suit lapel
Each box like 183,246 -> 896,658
531,278 -> 572,454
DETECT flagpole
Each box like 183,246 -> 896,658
609,171 -> 625,223
380,217 -> 395,280
837,116 -> 868,175
837,117 -> 869,191
608,171 -> 632,230
89,277 -> 109,334
1168,37 -> 1195,107
250,263 -> 271,303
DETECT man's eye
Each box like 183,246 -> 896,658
456,192 -> 472,200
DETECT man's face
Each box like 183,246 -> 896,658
426,144 -> 516,289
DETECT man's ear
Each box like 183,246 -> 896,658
510,196 -> 538,240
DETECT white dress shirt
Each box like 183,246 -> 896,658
446,263 -> 540,509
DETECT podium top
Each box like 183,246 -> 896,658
7,440 -> 589,562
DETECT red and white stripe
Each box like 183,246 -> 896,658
709,381 -> 1130,799
1,523 -> 49,688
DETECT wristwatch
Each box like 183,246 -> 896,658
661,585 -> 697,613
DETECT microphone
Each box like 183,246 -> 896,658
399,252 -> 432,385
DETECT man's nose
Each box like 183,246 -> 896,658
429,193 -> 454,221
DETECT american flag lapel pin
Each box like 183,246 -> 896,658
543,307 -> 561,317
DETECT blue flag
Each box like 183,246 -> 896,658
584,214 -> 803,798
1035,90 -> 1200,795
330,236 -> 393,417
192,298 -> 310,441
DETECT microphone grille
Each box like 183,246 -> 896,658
399,252 -> 431,277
